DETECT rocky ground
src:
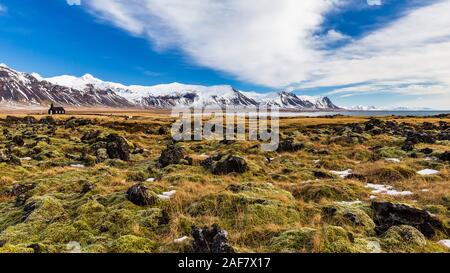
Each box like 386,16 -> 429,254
0,113 -> 449,253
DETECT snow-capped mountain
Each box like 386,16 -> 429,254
344,105 -> 435,111
0,64 -> 133,107
345,105 -> 379,111
242,91 -> 340,109
0,64 -> 341,110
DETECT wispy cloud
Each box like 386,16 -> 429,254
81,0 -> 347,87
0,4 -> 7,15
77,0 -> 450,108
328,82 -> 448,97
66,0 -> 81,6
367,0 -> 382,6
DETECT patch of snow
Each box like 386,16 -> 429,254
336,200 -> 362,206
386,190 -> 413,196
330,169 -> 352,178
366,183 -> 413,196
158,195 -> 171,200
385,158 -> 401,163
31,72 -> 43,81
425,157 -> 438,161
417,169 -> 439,176
163,190 -> 177,197
20,157 -> 32,161
146,178 -> 156,182
438,240 -> 450,249
174,236 -> 189,244
158,190 -> 177,200
313,159 -> 321,164
421,189 -> 430,192
70,164 -> 85,168
370,195 -> 377,200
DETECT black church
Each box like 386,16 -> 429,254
48,104 -> 65,115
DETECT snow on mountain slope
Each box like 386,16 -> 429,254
45,73 -> 340,109
1,64 -> 341,109
46,74 -> 127,93
46,75 -> 259,107
0,65 -> 133,107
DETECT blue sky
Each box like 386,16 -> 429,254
1,0 -> 449,109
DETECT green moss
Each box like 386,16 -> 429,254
110,235 -> 157,253
292,181 -> 368,202
321,225 -> 380,253
322,202 -> 376,235
25,196 -> 66,223
381,225 -> 427,253
0,116 -> 448,253
424,205 -> 447,216
77,199 -> 148,237
377,147 -> 406,158
366,165 -> 416,183
82,243 -> 109,253
269,228 -> 317,253
187,192 -> 302,228
0,205 -> 23,231
83,155 -> 97,167
138,208 -> 166,230
106,159 -> 128,168
126,170 -> 148,182
245,203 -> 303,226
95,148 -> 109,163
353,238 -> 382,253
0,244 -> 34,253
322,226 -> 355,253
39,223 -> 81,244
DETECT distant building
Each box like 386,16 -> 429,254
48,103 -> 65,115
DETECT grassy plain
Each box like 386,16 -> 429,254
0,110 -> 448,253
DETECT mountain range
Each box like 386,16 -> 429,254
0,63 -> 340,110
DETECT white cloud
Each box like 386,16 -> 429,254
367,0 -> 382,6
388,94 -> 450,110
83,0 -> 343,87
80,0 -> 450,108
328,82 -> 449,97
67,0 -> 81,6
0,4 -> 7,14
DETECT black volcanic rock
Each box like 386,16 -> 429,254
191,224 -> 234,253
158,144 -> 186,168
126,184 -> 157,206
422,122 -> 437,130
12,135 -> 25,147
81,130 -> 103,143
277,138 -> 304,152
439,151 -> 450,162
401,141 -> 415,152
371,201 -> 447,238
202,154 -> 248,175
106,134 -> 130,161
405,132 -> 436,144
419,148 -> 433,155
0,149 -> 21,165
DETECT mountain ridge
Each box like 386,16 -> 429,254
0,64 -> 340,110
